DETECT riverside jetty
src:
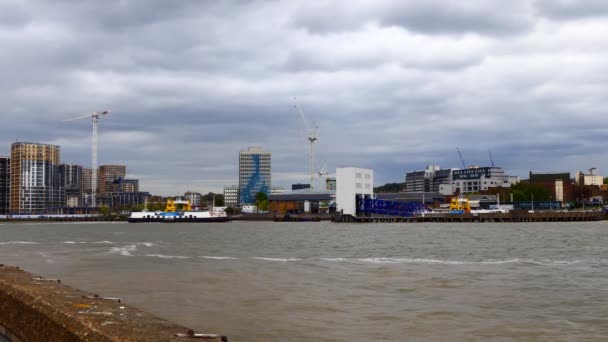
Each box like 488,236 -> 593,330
333,211 -> 605,223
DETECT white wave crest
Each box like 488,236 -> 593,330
200,256 -> 240,260
145,254 -> 191,259
136,242 -> 155,247
109,245 -> 137,256
253,257 -> 302,262
320,257 -> 598,265
62,241 -> 77,244
320,258 -> 349,262
0,241 -> 39,245
92,241 -> 114,244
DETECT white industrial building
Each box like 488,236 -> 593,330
439,166 -> 519,195
336,167 -> 373,216
575,168 -> 603,186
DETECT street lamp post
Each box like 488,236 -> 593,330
531,193 -> 534,212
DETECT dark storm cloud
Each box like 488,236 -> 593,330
0,0 -> 607,193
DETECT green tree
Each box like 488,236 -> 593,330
255,192 -> 269,213
98,205 -> 111,216
511,183 -> 550,202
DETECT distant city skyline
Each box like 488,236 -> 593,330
1,1 -> 607,195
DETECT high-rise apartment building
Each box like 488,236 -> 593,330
59,164 -> 83,208
83,168 -> 92,194
239,147 -> 271,205
98,165 -> 126,193
10,142 -> 64,214
0,157 -> 9,214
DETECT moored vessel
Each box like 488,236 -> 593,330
128,199 -> 230,223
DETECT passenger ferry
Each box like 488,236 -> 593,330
128,198 -> 230,223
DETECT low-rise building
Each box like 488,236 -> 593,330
184,191 -> 202,207
292,183 -> 310,191
326,177 -> 336,191
336,167 -> 373,216
405,165 -> 459,193
112,178 -> 139,193
223,185 -> 239,207
270,186 -> 285,195
269,189 -> 334,215
575,168 -> 603,186
529,172 -> 573,203
98,192 -> 150,210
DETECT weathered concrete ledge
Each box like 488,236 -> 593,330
0,265 -> 226,342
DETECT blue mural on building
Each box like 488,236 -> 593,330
240,154 -> 270,204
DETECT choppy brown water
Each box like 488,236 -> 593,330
1,221 -> 607,341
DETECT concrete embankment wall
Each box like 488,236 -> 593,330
0,265 -> 226,342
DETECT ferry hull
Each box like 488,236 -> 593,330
128,216 -> 231,223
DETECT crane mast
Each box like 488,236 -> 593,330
293,98 -> 318,190
456,147 -> 467,169
64,110 -> 109,208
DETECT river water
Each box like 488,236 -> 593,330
0,221 -> 607,341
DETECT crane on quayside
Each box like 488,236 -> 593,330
64,110 -> 110,208
293,97 -> 318,190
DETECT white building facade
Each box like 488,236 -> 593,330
184,191 -> 202,207
336,167 -> 373,216
439,167 -> 519,195
575,168 -> 603,186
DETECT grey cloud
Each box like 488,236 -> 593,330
1,1 -> 608,193
290,1 -> 534,36
536,0 -> 608,20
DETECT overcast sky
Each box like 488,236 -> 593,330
1,0 -> 607,194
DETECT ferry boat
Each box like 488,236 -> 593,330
128,198 -> 230,223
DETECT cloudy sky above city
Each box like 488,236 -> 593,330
1,0 -> 607,194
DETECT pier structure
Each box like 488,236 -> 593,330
0,265 -> 227,342
333,210 -> 604,223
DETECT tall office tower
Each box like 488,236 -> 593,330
83,168 -> 93,194
10,142 -> 63,214
59,164 -> 83,207
239,147 -> 271,205
0,157 -> 9,214
98,165 -> 126,193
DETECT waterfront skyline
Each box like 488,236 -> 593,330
1,1 -> 607,195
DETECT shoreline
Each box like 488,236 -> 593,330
0,264 -> 227,342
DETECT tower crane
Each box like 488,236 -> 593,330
293,98 -> 318,190
317,161 -> 329,190
456,147 -> 467,169
64,110 -> 109,207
